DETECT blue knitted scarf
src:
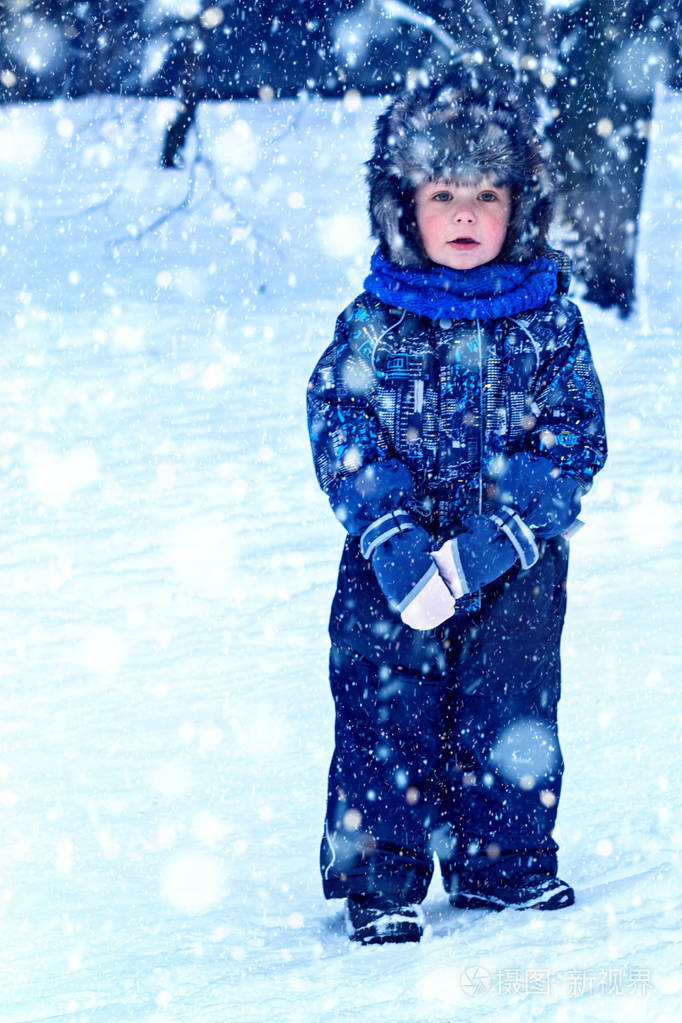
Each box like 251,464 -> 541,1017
364,248 -> 558,322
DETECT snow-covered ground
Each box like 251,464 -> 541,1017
0,86 -> 680,1023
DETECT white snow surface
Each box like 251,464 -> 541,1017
1,88 -> 681,1022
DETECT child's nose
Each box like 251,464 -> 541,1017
453,202 -> 476,222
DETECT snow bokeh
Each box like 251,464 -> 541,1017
213,117 -> 260,173
317,212 -> 369,260
143,0 -> 202,25
3,16 -> 66,76
25,443 -> 100,506
160,849 -> 226,914
490,719 -> 561,789
1,86 -> 681,1022
0,115 -> 44,167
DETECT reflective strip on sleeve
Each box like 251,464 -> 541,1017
490,506 -> 539,570
359,509 -> 415,560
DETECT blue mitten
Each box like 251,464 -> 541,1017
486,451 -> 582,537
361,510 -> 455,627
432,510 -> 539,599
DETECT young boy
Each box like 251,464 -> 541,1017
307,75 -> 607,945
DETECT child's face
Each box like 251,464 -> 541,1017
414,178 -> 511,270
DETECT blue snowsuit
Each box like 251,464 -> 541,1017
307,269 -> 607,904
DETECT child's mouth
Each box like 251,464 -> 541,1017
448,238 -> 479,250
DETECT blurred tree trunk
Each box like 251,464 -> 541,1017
545,0 -> 664,315
161,25 -> 202,170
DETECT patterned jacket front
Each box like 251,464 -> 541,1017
307,289 -> 607,668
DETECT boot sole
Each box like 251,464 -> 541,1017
453,887 -> 575,912
350,920 -> 423,945
346,904 -> 425,944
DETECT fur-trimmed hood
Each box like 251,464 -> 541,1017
367,74 -> 555,266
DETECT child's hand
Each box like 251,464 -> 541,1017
361,512 -> 455,629
400,571 -> 456,630
432,510 -> 538,598
486,451 -> 582,538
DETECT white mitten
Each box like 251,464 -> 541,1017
400,570 -> 456,630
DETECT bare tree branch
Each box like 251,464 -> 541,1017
109,107 -> 273,263
378,0 -> 465,59
379,0 -> 518,69
466,0 -> 520,68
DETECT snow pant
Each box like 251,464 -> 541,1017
320,540 -> 567,904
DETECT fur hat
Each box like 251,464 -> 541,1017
367,74 -> 555,266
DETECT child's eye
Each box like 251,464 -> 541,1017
478,191 -> 498,202
432,191 -> 452,202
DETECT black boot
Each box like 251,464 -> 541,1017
452,874 -> 574,912
346,895 -> 424,945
